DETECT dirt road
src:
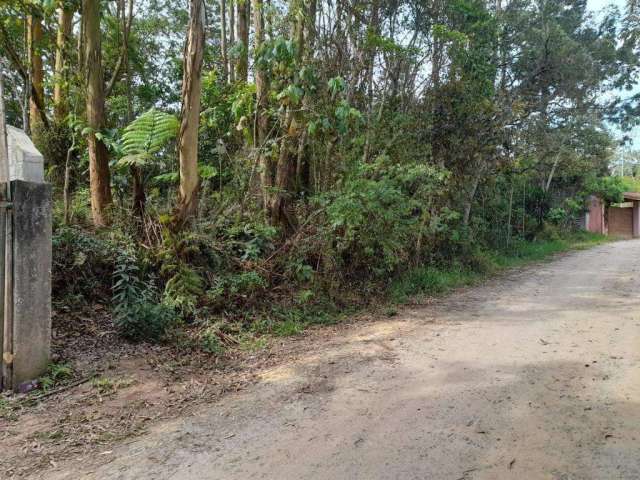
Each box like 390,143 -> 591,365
45,240 -> 640,479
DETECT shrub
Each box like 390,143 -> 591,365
586,176 -> 626,205
322,155 -> 449,278
52,226 -> 116,305
199,327 -> 225,354
546,207 -> 568,226
112,251 -> 177,342
39,363 -> 73,391
162,265 -> 204,320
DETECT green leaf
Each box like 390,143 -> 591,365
199,165 -> 218,180
119,108 -> 179,168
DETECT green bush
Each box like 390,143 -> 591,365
322,156 -> 449,278
52,226 -> 116,305
586,176 -> 626,205
39,363 -> 73,391
162,265 -> 204,319
199,327 -> 226,354
112,251 -> 177,342
546,207 -> 568,226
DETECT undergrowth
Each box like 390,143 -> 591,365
390,231 -> 609,303
52,188 -> 609,353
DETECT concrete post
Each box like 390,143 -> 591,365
633,201 -> 640,238
2,126 -> 51,391
10,180 -> 52,388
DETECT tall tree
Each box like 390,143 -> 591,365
229,0 -> 235,82
236,0 -> 249,81
175,0 -> 205,224
27,12 -> 44,131
220,0 -> 228,84
53,3 -> 74,122
267,0 -> 307,231
82,0 -> 112,226
253,0 -> 270,207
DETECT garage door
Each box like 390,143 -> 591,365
609,206 -> 633,238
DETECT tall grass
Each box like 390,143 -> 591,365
391,232 -> 609,303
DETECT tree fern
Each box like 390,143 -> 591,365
117,108 -> 179,168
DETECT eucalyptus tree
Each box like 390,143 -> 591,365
175,0 -> 206,224
82,0 -> 113,226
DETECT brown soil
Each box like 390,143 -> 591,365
4,240 -> 640,479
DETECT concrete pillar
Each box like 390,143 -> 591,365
1,127 -> 51,391
633,201 -> 640,238
10,180 -> 52,388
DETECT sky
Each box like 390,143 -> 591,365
587,0 -> 626,11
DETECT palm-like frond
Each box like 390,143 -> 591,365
117,108 -> 179,168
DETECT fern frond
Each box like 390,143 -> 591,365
118,153 -> 152,167
118,108 -> 179,169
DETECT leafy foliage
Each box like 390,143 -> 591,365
117,108 -> 179,168
324,156 -> 450,277
112,251 -> 177,342
52,227 -> 116,305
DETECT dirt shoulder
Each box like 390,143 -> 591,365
0,293 -> 397,478
5,240 -> 640,479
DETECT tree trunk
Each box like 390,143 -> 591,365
429,0 -> 444,168
27,14 -> 45,131
83,0 -> 113,227
220,0 -> 229,84
270,110 -> 298,233
268,0 -> 305,232
506,180 -> 514,247
0,23 -> 49,130
175,0 -> 206,225
296,0 -> 316,190
115,0 -> 145,216
462,172 -> 482,228
54,6 -> 73,122
63,135 -> 76,225
229,0 -> 235,82
544,153 -> 561,193
105,0 -> 133,98
361,0 -> 379,163
132,166 -> 146,215
253,0 -> 271,207
236,0 -> 249,82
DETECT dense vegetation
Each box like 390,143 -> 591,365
2,0 -> 639,349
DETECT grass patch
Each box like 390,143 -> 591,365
490,232 -> 608,268
273,318 -> 306,336
0,398 -> 17,421
391,232 -> 609,303
238,334 -> 269,352
390,266 -> 480,303
39,362 -> 73,392
251,304 -> 341,338
91,376 -> 135,395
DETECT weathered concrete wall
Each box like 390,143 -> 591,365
633,201 -> 640,238
1,126 -> 51,391
5,126 -> 44,183
11,180 -> 52,387
586,196 -> 605,234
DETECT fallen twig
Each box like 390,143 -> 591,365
30,374 -> 97,401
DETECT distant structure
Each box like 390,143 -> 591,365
585,193 -> 640,238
